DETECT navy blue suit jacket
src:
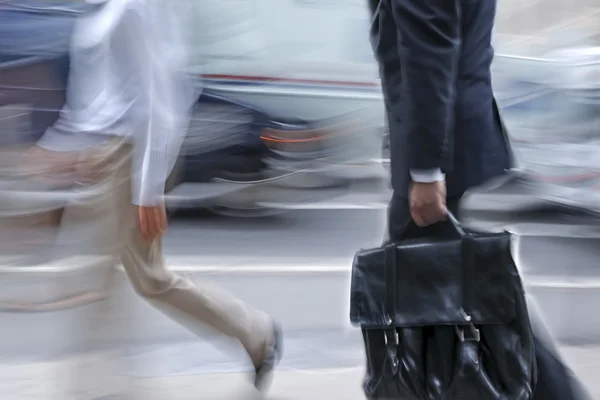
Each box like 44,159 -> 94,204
371,0 -> 512,199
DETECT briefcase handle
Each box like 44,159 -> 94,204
398,210 -> 466,241
447,211 -> 465,235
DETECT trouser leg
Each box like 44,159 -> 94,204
59,137 -> 275,397
57,157 -> 125,398
527,294 -> 592,400
98,139 -> 274,366
119,231 -> 273,365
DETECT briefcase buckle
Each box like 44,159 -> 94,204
456,310 -> 480,342
384,328 -> 399,346
455,324 -> 480,342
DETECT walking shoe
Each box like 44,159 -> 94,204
253,321 -> 284,391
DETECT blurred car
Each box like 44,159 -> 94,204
0,1 -> 387,217
487,34 -> 600,214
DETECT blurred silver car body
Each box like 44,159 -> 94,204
493,32 -> 600,213
176,0 -> 387,184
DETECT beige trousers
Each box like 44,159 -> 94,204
59,138 -> 271,397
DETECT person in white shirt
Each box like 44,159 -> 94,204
24,0 -> 282,395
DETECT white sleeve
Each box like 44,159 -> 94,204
410,168 -> 446,183
114,4 -> 193,206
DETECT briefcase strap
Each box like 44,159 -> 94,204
384,243 -> 397,326
384,228 -> 480,344
383,243 -> 400,373
458,235 -> 480,342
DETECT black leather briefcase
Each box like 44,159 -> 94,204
350,214 -> 537,399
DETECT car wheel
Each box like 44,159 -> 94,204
207,203 -> 283,218
208,171 -> 283,218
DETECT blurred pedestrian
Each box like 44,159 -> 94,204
23,0 -> 282,397
367,0 -> 589,398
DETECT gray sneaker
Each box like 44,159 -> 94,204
253,322 -> 284,392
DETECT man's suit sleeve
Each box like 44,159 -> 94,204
391,0 -> 461,171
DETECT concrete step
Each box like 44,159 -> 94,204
0,258 -> 354,357
1,250 -> 600,355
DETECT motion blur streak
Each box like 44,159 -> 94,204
2,0 -> 600,399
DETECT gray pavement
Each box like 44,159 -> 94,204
4,208 -> 600,398
0,359 -> 367,400
5,207 -> 600,340
162,207 -> 387,260
2,344 -> 600,399
4,208 -> 600,346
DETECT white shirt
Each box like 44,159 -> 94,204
37,0 -> 196,206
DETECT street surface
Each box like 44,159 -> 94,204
3,348 -> 600,400
2,207 -> 600,398
3,1 -> 600,397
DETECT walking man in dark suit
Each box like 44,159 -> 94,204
368,0 -> 589,398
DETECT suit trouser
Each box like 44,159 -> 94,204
59,137 -> 271,397
383,193 -> 590,399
